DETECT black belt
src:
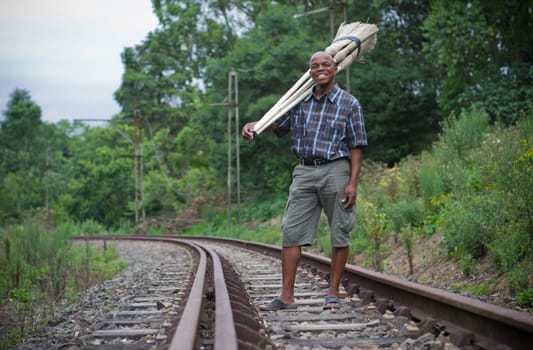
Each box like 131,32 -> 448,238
298,158 -> 345,166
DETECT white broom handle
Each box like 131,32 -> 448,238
254,44 -> 356,134
254,80 -> 313,134
254,85 -> 313,135
254,76 -> 314,134
254,71 -> 310,130
253,22 -> 378,135
264,71 -> 310,115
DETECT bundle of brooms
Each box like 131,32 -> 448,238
253,21 -> 379,135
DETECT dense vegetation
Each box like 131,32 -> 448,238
1,0 -> 532,345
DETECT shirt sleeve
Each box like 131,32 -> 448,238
346,98 -> 368,148
274,110 -> 292,137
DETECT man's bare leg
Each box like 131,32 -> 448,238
327,246 -> 349,300
278,246 -> 301,304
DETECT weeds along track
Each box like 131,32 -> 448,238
28,235 -> 532,350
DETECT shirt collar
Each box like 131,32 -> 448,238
304,84 -> 340,103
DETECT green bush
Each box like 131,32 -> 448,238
515,288 -> 533,307
417,152 -> 447,208
359,161 -> 389,206
86,245 -> 128,279
74,219 -> 107,235
381,198 -> 425,233
506,267 -> 530,295
438,193 -> 500,259
356,200 -> 390,272
459,63 -> 533,125
398,155 -> 423,198
239,227 -> 281,246
439,106 -> 490,160
490,222 -> 531,274
459,254 -> 478,277
399,224 -> 418,275
241,194 -> 286,222
418,107 -> 491,203
349,199 -> 374,256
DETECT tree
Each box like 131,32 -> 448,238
115,0 -> 234,133
0,89 -> 44,221
0,89 -> 42,169
360,0 -> 438,162
422,0 -> 533,122
113,1 -> 237,211
57,125 -> 133,227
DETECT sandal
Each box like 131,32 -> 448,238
259,298 -> 298,311
323,295 -> 342,310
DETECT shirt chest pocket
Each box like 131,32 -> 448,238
326,118 -> 346,142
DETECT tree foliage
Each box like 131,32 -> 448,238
422,0 -> 533,122
1,0 -> 531,228
0,90 -> 44,221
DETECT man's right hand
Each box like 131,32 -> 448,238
242,122 -> 256,141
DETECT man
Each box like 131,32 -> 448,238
241,51 -> 367,311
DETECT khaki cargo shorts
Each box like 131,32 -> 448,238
281,159 -> 355,248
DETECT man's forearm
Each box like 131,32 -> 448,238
349,147 -> 363,187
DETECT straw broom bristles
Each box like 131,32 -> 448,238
253,21 -> 378,135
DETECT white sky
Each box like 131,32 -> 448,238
0,0 -> 158,123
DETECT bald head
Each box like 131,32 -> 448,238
309,51 -> 335,67
309,51 -> 337,89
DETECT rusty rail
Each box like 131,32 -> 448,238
77,235 -> 533,349
76,235 -> 242,349
178,236 -> 533,350
203,244 -> 239,350
167,240 -> 207,350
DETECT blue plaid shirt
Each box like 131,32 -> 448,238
275,84 -> 367,161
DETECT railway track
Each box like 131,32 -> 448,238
71,236 -> 272,350
71,235 -> 532,350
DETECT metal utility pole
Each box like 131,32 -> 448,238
45,146 -> 52,225
212,70 -> 241,234
227,70 -> 241,234
340,1 -> 349,93
329,0 -> 335,40
133,109 -> 146,230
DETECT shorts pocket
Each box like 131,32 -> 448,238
336,200 -> 355,233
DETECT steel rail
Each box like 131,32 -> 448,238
201,244 -> 239,350
178,236 -> 533,350
75,235 -> 241,349
77,236 -> 207,349
166,239 -> 207,350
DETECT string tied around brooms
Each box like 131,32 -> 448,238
253,21 -> 378,136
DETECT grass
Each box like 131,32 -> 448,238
0,220 -> 128,349
452,283 -> 492,297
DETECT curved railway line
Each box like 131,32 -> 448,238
70,235 -> 532,350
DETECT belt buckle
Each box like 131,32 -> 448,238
298,158 -> 311,166
298,158 -> 326,166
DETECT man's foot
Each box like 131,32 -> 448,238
323,295 -> 342,310
259,298 -> 298,311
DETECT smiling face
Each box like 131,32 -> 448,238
309,52 -> 337,89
